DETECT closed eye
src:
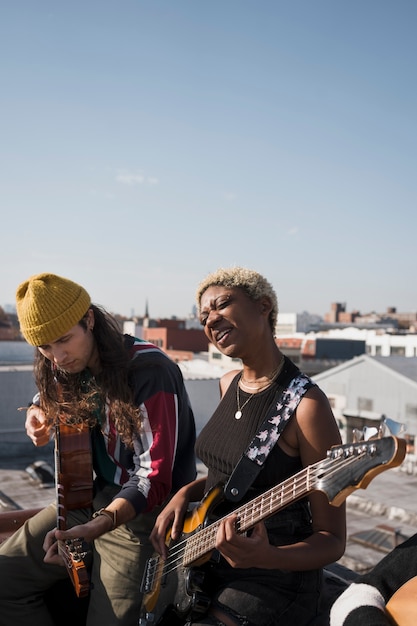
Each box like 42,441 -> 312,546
199,295 -> 233,327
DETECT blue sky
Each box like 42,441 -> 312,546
1,1 -> 416,320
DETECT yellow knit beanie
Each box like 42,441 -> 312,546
16,273 -> 91,346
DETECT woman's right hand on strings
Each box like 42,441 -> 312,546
150,488 -> 190,560
25,405 -> 51,447
150,477 -> 206,560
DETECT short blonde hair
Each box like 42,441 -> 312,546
196,266 -> 278,330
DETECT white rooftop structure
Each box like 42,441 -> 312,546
177,358 -> 224,380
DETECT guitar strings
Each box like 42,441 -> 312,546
156,451 -> 370,580
165,437 -> 403,579
150,450 -> 371,584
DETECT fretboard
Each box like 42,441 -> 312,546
182,459 -> 326,566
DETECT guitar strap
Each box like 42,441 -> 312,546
224,365 -> 314,503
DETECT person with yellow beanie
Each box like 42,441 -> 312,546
0,273 -> 197,626
15,272 -> 92,348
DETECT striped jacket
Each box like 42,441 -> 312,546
34,337 -> 197,516
92,337 -> 197,514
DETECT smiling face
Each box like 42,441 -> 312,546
37,309 -> 100,375
199,285 -> 272,361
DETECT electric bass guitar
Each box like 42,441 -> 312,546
139,436 -> 406,626
55,421 -> 93,598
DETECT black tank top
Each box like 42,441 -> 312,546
195,358 -> 313,538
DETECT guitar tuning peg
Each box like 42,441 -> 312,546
380,416 -> 407,437
363,426 -> 379,441
352,428 -> 364,443
352,426 -> 379,442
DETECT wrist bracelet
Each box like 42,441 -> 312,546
92,508 -> 117,530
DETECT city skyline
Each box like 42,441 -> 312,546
1,296 -> 413,322
1,1 -> 416,319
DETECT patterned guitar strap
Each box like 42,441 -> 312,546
224,370 -> 314,503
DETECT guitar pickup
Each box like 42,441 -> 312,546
141,555 -> 159,593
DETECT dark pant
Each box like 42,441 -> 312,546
0,488 -> 159,626
186,558 -> 322,626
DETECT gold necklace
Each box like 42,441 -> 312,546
239,378 -> 274,392
235,380 -> 256,420
235,357 -> 285,419
240,358 -> 285,391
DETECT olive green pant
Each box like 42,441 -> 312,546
0,488 -> 159,626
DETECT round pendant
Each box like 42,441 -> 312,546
234,410 -> 242,420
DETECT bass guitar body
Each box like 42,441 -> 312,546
140,486 -> 224,625
139,436 -> 406,626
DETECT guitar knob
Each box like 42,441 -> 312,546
187,567 -> 206,592
191,591 -> 211,616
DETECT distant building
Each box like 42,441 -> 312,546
314,355 -> 417,452
303,326 -> 417,358
276,312 -> 322,334
0,324 -> 16,341
123,320 -> 144,340
205,335 -> 366,377
207,343 -> 242,371
123,317 -> 208,362
0,310 -> 19,341
275,336 -> 366,361
323,302 -> 417,331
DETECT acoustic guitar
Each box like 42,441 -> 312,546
386,576 -> 417,626
54,421 -> 93,598
139,435 -> 406,626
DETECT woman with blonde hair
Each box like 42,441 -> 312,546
150,266 -> 346,626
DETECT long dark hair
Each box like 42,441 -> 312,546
33,304 -> 141,446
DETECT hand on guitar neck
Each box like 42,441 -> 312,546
43,526 -> 92,598
43,513 -> 113,567
43,515 -> 115,598
43,495 -> 136,597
